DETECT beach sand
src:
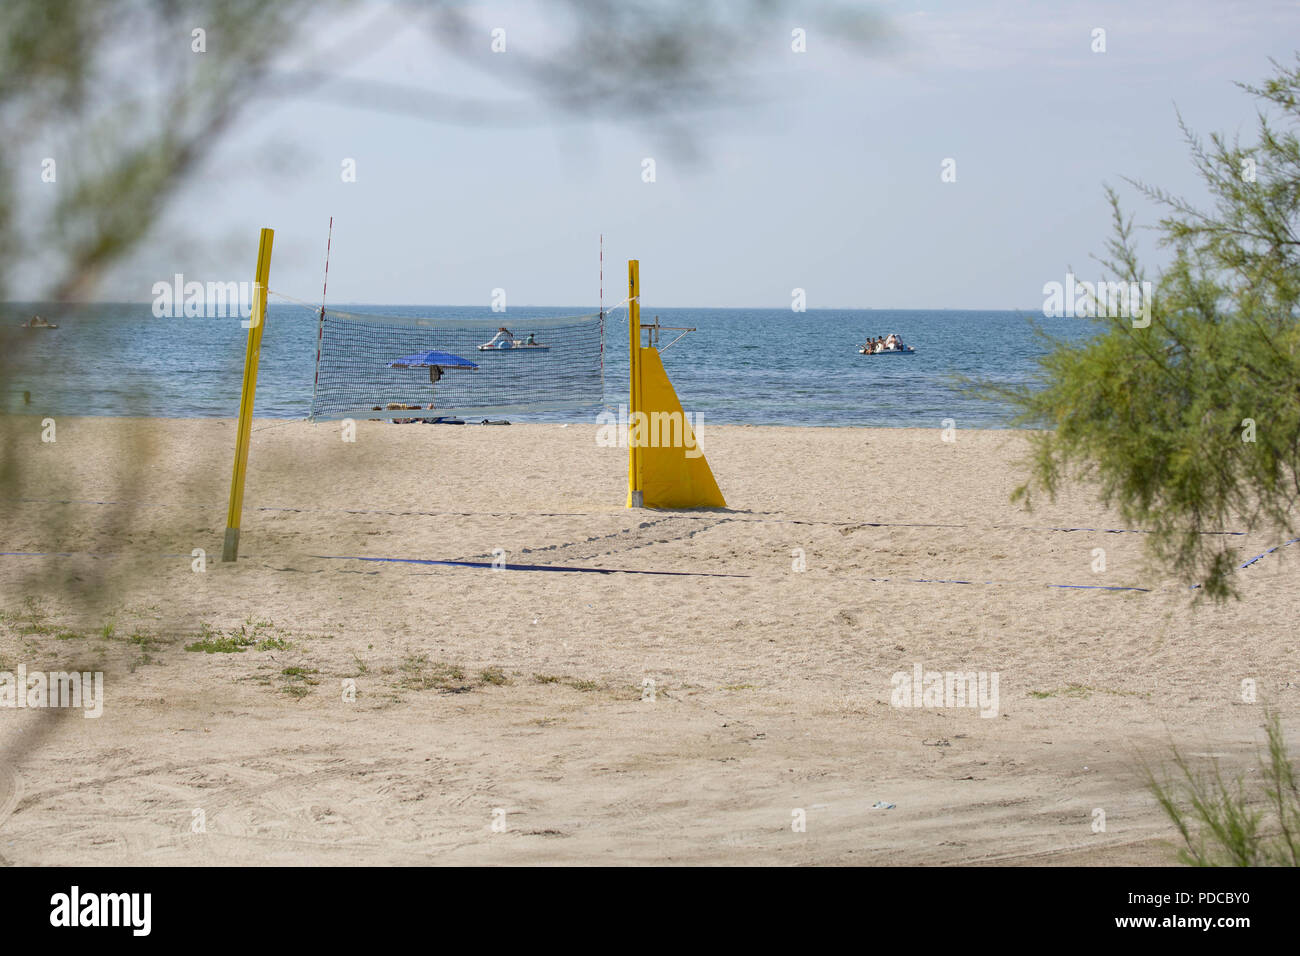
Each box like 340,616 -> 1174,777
0,416 -> 1296,865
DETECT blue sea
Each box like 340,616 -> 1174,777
0,303 -> 1098,427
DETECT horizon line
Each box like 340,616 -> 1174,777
7,301 -> 1049,314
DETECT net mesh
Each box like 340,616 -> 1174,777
310,308 -> 604,420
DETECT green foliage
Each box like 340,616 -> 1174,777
398,655 -> 470,692
1001,56 -> 1300,600
531,672 -> 601,692
184,619 -> 273,654
0,0 -> 331,302
280,666 -> 320,698
1147,711 -> 1300,866
185,626 -> 252,654
1027,683 -> 1147,700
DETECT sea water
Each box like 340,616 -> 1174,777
0,303 -> 1099,427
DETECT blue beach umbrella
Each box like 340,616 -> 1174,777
387,350 -> 478,370
387,349 -> 478,392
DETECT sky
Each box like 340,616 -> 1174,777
86,0 -> 1300,309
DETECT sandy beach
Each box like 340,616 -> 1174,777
0,416 -> 1296,865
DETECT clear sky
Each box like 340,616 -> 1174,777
99,0 -> 1300,309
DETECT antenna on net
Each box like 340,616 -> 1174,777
311,216 -> 333,415
320,215 -> 333,320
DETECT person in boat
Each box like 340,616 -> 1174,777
884,333 -> 899,350
525,332 -> 537,346
484,327 -> 515,349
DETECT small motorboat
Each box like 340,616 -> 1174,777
859,333 -> 913,355
477,327 -> 548,351
20,316 -> 57,329
858,345 -> 915,355
476,340 -> 549,352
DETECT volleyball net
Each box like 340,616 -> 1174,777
309,307 -> 605,420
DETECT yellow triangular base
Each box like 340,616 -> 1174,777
627,347 -> 726,509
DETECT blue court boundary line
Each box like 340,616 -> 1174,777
1188,536 -> 1300,590
841,521 -> 1245,536
312,555 -> 749,577
1238,536 -> 1300,569
1,497 -> 1250,536
4,534 -> 1296,590
864,576 -> 1151,592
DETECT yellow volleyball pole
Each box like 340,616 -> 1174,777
627,259 -> 644,508
222,227 -> 274,561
